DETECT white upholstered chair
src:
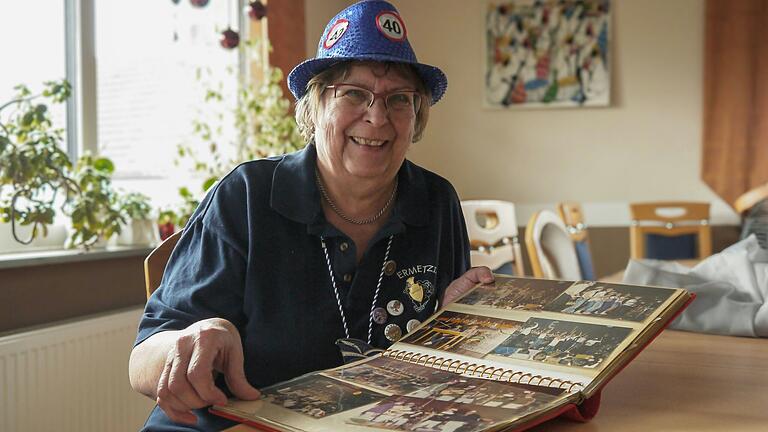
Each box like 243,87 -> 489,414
525,210 -> 582,280
461,200 -> 524,276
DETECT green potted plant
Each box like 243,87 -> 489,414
0,80 -> 76,250
64,152 -> 125,249
1,79 -> 132,251
116,191 -> 159,247
155,186 -> 200,240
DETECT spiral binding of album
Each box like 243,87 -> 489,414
383,349 -> 585,393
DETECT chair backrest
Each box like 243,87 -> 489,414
733,184 -> 768,248
556,202 -> 595,280
461,200 -> 524,276
629,201 -> 712,260
734,182 -> 768,214
144,230 -> 182,299
525,210 -> 582,279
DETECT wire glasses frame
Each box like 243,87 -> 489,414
326,84 -> 422,117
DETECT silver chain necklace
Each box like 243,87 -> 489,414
315,171 -> 398,225
320,235 -> 394,344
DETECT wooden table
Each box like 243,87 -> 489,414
225,331 -> 768,432
528,330 -> 768,431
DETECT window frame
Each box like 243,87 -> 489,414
63,0 -> 248,163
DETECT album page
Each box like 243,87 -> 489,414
213,354 -> 577,432
388,275 -> 690,396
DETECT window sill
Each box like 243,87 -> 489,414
0,245 -> 154,270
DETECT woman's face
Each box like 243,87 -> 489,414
315,63 -> 420,183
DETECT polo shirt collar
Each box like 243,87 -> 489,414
270,143 -> 429,229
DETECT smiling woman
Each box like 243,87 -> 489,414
129,2 -> 494,430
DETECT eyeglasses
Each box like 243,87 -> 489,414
325,84 -> 422,117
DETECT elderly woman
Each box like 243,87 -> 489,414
128,1 -> 493,430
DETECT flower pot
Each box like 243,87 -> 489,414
116,218 -> 161,247
0,221 -> 68,254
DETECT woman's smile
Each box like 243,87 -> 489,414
349,136 -> 388,147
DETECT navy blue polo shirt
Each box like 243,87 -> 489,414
135,144 -> 470,431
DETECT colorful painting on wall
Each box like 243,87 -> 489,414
485,0 -> 611,108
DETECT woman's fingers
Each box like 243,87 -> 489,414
157,352 -> 198,425
221,342 -> 261,401
465,266 -> 495,284
187,332 -> 228,405
442,266 -> 495,305
154,318 -> 259,423
169,338 -> 211,408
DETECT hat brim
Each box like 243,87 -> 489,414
287,55 -> 447,105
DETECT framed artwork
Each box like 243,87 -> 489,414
485,0 -> 611,108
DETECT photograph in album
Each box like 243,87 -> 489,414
260,375 -> 386,419
489,318 -> 633,369
403,376 -> 564,408
398,310 -> 522,357
542,281 -> 678,322
457,278 -> 572,311
346,395 -> 522,432
323,356 -> 459,395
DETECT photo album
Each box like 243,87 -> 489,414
211,275 -> 693,432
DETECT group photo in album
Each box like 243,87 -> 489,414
542,281 -> 677,321
398,311 -> 522,357
260,375 -> 385,419
325,356 -> 458,395
489,318 -> 634,369
457,278 -> 573,311
347,395 -> 520,432
212,275 -> 693,432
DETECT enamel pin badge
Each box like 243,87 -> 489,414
404,276 -> 434,312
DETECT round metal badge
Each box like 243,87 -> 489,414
372,307 -> 388,325
406,319 -> 421,333
386,299 -> 404,316
384,323 -> 402,342
383,260 -> 397,276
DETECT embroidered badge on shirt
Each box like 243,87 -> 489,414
404,276 -> 434,312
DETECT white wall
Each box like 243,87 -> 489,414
304,0 -> 737,226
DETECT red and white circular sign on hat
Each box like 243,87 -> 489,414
376,11 -> 407,41
324,19 -> 349,49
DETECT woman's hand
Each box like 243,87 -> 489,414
441,266 -> 495,306
154,318 -> 261,424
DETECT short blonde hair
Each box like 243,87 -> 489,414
295,61 -> 431,143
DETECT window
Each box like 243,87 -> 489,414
1,0 -> 245,209
0,1 -> 67,147
94,0 -> 243,205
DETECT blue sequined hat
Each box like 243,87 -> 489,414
287,0 -> 447,104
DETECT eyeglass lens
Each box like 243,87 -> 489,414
330,85 -> 421,115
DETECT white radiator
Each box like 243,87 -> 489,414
0,307 -> 156,432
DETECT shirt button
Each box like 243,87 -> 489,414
339,242 -> 349,252
343,273 -> 353,282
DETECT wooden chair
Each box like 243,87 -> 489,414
461,200 -> 525,276
525,210 -> 582,279
144,230 -> 182,299
734,183 -> 768,248
734,182 -> 768,214
629,202 -> 711,260
556,202 -> 595,280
